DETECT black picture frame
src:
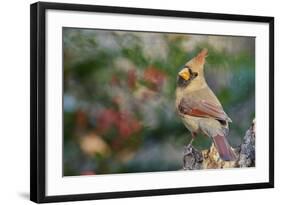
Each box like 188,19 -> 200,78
30,2 -> 274,203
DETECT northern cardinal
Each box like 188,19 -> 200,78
175,48 -> 236,161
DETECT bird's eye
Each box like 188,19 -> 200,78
187,67 -> 198,79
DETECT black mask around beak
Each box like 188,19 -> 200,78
177,66 -> 198,87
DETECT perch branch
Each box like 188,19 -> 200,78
183,119 -> 255,170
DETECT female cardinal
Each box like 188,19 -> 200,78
175,48 -> 236,161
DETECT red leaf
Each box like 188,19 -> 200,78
75,109 -> 87,130
96,109 -> 119,134
127,69 -> 137,89
143,66 -> 166,90
80,170 -> 96,175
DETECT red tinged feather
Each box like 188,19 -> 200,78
178,97 -> 231,122
202,101 -> 223,113
189,108 -> 209,116
213,135 -> 236,161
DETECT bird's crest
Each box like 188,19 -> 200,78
195,48 -> 208,65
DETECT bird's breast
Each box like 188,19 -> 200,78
181,114 -> 200,133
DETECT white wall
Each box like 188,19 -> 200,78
0,0 -> 279,204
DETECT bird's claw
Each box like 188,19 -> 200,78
188,138 -> 194,146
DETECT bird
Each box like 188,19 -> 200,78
175,48 -> 236,161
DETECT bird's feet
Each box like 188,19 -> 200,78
188,138 -> 194,146
188,132 -> 196,146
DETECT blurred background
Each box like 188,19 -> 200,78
63,28 -> 255,176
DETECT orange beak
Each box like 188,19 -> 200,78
178,68 -> 190,81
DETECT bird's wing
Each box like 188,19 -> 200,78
178,96 -> 232,122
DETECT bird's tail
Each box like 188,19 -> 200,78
212,134 -> 237,161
